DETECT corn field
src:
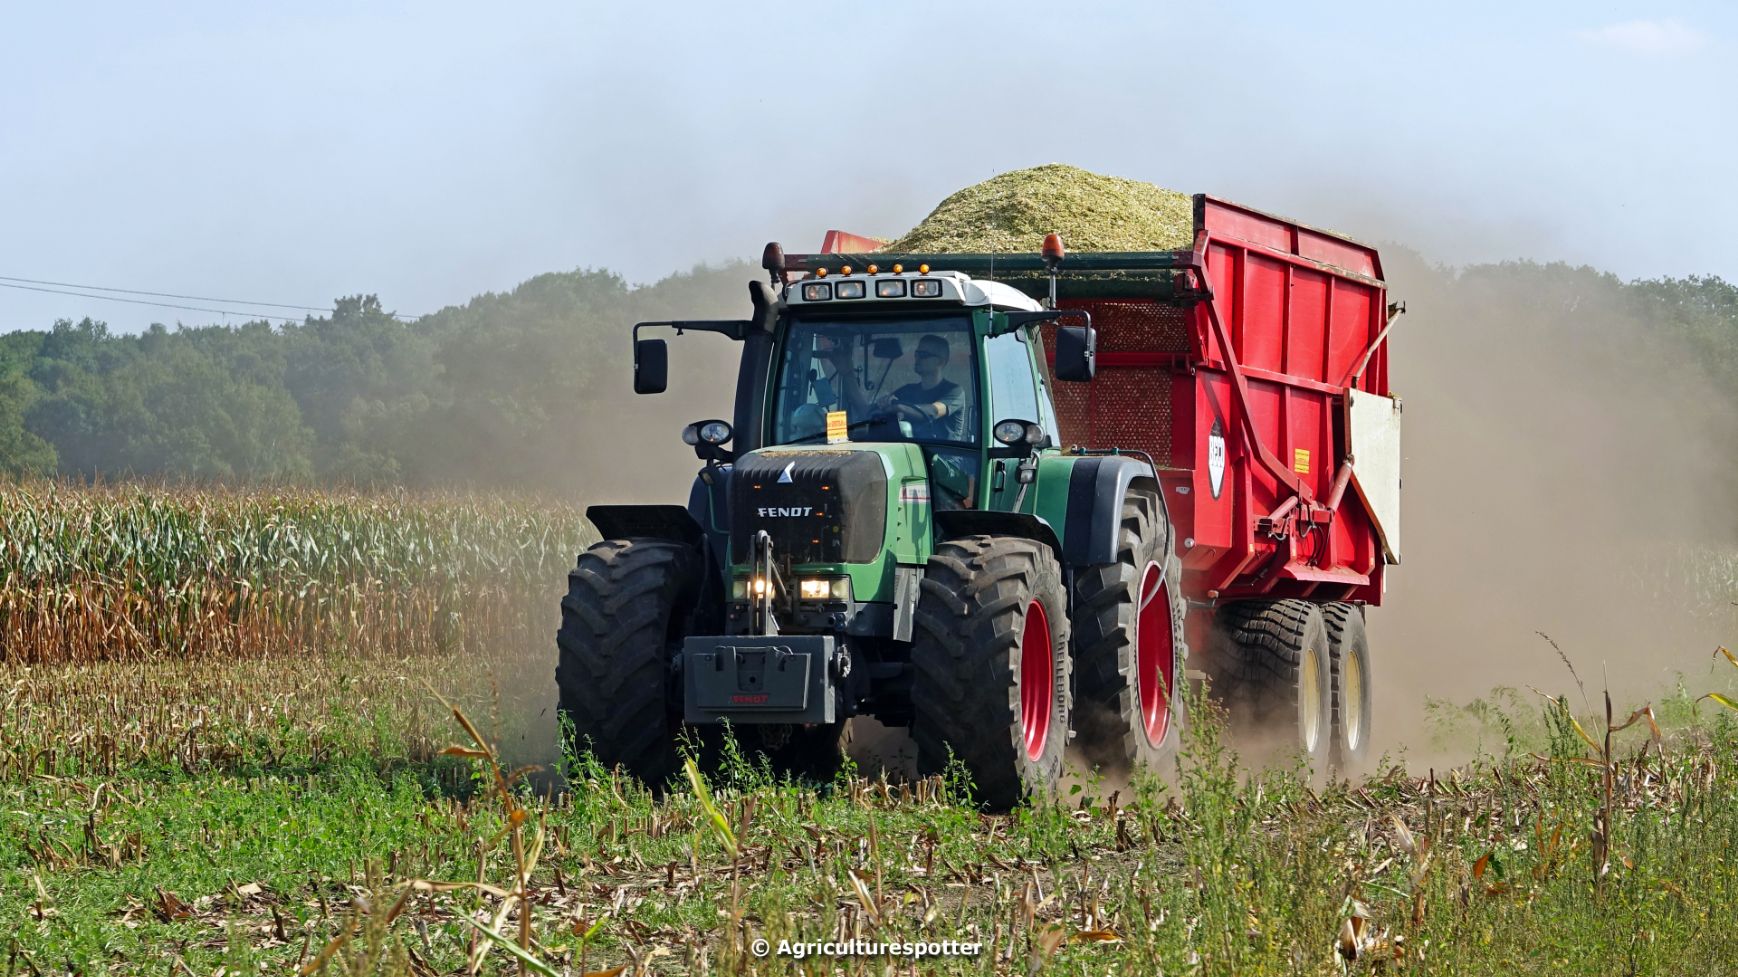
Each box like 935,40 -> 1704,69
1624,542 -> 1738,631
0,482 -> 595,664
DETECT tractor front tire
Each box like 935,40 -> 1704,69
1323,602 -> 1372,772
1073,490 -> 1189,774
1212,599 -> 1333,774
910,535 -> 1070,810
555,538 -> 697,790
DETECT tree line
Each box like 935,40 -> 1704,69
0,258 -> 1733,501
0,265 -> 749,487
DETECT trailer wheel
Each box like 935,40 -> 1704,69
1212,599 -> 1332,773
1322,602 -> 1372,772
910,535 -> 1070,810
1073,490 -> 1188,774
555,538 -> 697,789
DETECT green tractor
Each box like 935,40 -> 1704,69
557,244 -> 1186,808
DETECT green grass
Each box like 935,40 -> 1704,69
7,646 -> 1738,975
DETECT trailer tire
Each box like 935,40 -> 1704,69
555,538 -> 697,790
910,535 -> 1070,810
1323,602 -> 1372,772
1212,599 -> 1332,773
1073,490 -> 1188,774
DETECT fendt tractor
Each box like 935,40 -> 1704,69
557,195 -> 1403,808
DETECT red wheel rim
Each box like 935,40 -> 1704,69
1136,562 -> 1175,746
1019,599 -> 1054,761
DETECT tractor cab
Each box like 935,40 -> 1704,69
765,267 -> 1074,512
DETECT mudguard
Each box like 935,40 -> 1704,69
585,504 -> 703,547
1061,455 -> 1160,566
934,510 -> 1063,563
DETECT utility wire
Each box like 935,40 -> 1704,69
0,274 -> 424,322
2,280 -> 308,324
0,274 -> 333,312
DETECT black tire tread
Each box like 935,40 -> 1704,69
1073,491 -> 1188,771
555,538 -> 696,788
909,535 -> 1069,810
1322,601 -> 1372,770
1210,598 -> 1331,766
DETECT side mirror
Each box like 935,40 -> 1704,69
634,338 -> 668,394
1054,324 -> 1096,381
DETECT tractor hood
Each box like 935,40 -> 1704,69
730,449 -> 888,566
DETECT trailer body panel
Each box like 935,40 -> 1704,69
994,196 -> 1397,607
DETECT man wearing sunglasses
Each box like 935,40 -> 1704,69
874,334 -> 967,442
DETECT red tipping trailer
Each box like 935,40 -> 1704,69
1046,196 -> 1401,607
799,194 -> 1403,764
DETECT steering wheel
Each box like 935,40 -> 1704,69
850,402 -> 918,441
876,393 -> 928,423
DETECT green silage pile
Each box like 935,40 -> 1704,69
886,164 -> 1194,254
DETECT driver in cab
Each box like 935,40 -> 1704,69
813,331 -> 975,509
876,334 -> 967,441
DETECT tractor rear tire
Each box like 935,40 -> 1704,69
555,538 -> 697,790
1323,602 -> 1372,772
1073,490 -> 1189,774
1212,599 -> 1332,774
910,535 -> 1070,810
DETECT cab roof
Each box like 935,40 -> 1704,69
783,270 -> 1043,314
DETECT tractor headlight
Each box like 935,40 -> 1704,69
731,575 -> 775,599
910,279 -> 942,298
682,419 -> 733,446
798,576 -> 850,601
801,282 -> 832,301
875,279 -> 907,298
833,280 -> 866,300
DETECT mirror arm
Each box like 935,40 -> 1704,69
633,319 -> 752,342
992,309 -> 1092,337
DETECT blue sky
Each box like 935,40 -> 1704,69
1,1 -> 1732,332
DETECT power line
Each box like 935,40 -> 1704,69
0,274 -> 425,322
0,280 -> 307,323
0,274 -> 335,312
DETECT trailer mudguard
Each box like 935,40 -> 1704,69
1061,455 -> 1159,566
934,510 -> 1063,563
585,504 -> 703,547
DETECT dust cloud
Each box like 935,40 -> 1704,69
567,287 -> 744,506
1369,249 -> 1738,764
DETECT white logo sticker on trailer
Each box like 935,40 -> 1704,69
1208,419 -> 1226,499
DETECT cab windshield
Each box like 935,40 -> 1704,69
771,316 -> 979,448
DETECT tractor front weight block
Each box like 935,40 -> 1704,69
682,635 -> 837,725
